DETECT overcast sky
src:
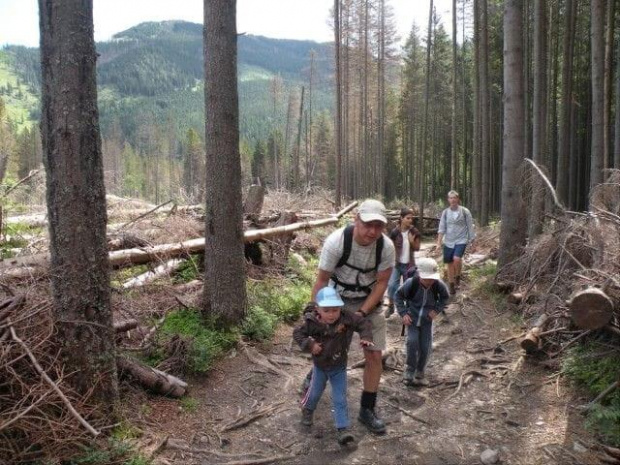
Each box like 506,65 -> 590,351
0,0 -> 454,48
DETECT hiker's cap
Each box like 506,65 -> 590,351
358,199 -> 387,224
417,257 -> 441,280
316,287 -> 345,307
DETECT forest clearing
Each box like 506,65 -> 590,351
2,0 -> 620,463
1,188 -> 619,465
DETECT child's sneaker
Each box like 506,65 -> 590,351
337,428 -> 356,446
301,408 -> 313,426
403,368 -> 416,385
414,373 -> 429,386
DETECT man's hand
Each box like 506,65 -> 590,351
310,341 -> 323,355
360,339 -> 375,348
402,314 -> 412,326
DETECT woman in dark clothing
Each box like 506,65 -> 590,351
384,208 -> 421,318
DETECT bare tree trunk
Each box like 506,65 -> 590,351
39,0 -> 118,411
615,29 -> 620,168
604,0 -> 615,171
294,86 -> 305,189
334,0 -> 342,207
529,0 -> 547,237
556,0 -> 576,205
203,0 -> 247,327
420,0 -> 434,225
480,0 -> 491,226
473,0 -> 482,220
591,0 -> 605,189
499,0 -> 528,269
451,0 -> 458,189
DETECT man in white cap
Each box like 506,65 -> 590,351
306,199 -> 395,434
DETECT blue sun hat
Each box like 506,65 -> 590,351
316,287 -> 345,307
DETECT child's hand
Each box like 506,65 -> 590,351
310,341 -> 323,355
428,310 -> 438,321
402,314 -> 412,326
360,340 -> 374,348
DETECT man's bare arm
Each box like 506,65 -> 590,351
360,267 -> 391,315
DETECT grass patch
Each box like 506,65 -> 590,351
68,438 -> 151,465
179,396 -> 200,413
172,254 -> 202,284
149,308 -> 237,374
111,264 -> 150,287
242,255 -> 314,341
466,261 -> 507,313
563,342 -> 620,446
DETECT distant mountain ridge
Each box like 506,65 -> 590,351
0,20 -> 334,143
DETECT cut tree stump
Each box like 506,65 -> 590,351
243,185 -> 266,215
116,356 -> 188,397
568,287 -> 614,330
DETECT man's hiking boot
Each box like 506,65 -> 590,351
358,407 -> 386,434
301,408 -> 313,426
455,275 -> 461,288
414,373 -> 429,387
403,368 -> 416,386
384,304 -> 395,318
449,282 -> 456,295
337,428 -> 356,446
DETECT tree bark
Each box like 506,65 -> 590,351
591,0 -> 605,189
334,0 -> 342,207
529,0 -> 548,237
604,0 -> 615,171
499,0 -> 528,269
203,0 -> 247,327
479,0 -> 491,226
420,0 -> 434,225
557,0 -> 576,205
39,0 -> 118,412
116,356 -> 187,398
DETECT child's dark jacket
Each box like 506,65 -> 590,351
394,276 -> 450,326
293,309 -> 373,370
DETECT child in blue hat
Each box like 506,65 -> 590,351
293,286 -> 374,446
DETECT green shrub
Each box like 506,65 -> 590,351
241,305 -> 278,341
68,438 -> 151,465
172,254 -> 202,283
563,343 -> 620,446
153,308 -> 237,373
467,262 -> 506,313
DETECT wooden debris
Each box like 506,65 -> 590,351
568,287 -> 614,330
113,319 -> 139,333
219,401 -> 285,433
243,185 -> 266,215
116,356 -> 188,398
520,313 -> 549,353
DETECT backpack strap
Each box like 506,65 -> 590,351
406,275 -> 421,300
336,224 -> 354,269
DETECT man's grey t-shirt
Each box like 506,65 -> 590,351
319,226 -> 396,300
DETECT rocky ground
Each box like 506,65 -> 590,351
129,249 -> 602,465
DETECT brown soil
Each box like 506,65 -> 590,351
128,256 -> 602,465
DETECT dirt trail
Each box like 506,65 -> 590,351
138,256 -> 601,465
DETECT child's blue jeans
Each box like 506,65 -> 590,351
301,364 -> 349,429
406,323 -> 433,374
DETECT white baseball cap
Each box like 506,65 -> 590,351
358,199 -> 387,224
417,257 -> 441,280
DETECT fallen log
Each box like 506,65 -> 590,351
568,287 -> 615,330
116,355 -> 188,398
0,201 -> 358,279
122,259 -> 185,288
520,313 -> 549,353
114,319 -> 139,333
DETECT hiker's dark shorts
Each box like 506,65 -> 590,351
443,244 -> 467,263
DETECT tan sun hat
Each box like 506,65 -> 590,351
417,257 -> 440,280
358,199 -> 387,224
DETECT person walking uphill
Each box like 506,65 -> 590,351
306,199 -> 395,434
294,286 -> 374,446
384,207 -> 421,318
394,257 -> 449,386
437,190 -> 475,295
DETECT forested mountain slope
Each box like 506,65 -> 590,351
0,20 -> 333,144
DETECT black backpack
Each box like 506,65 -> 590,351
404,274 -> 441,303
331,224 -> 384,295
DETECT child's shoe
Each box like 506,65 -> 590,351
337,428 -> 356,446
301,408 -> 313,426
403,368 -> 416,385
414,372 -> 429,386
